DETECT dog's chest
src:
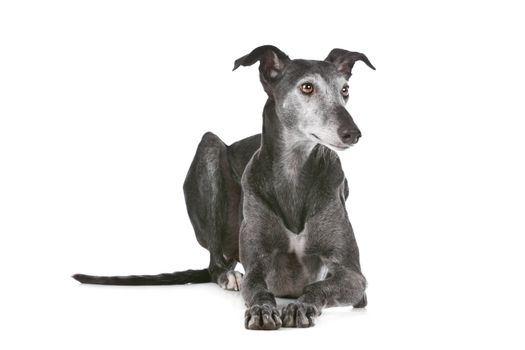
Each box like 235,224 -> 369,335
286,229 -> 307,257
265,227 -> 328,298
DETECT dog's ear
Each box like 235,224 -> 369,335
233,45 -> 290,96
325,49 -> 375,79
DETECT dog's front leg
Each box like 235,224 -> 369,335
282,269 -> 366,328
241,267 -> 282,330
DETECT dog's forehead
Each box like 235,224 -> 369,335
284,59 -> 339,81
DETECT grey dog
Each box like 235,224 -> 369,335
73,45 -> 375,330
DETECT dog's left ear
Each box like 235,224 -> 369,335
325,49 -> 375,79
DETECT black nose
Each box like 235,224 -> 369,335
338,127 -> 362,145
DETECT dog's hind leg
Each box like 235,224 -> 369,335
183,132 -> 243,291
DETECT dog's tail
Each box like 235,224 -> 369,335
72,268 -> 210,286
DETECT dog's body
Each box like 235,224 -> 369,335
74,45 -> 375,330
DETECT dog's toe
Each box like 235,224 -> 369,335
354,293 -> 367,308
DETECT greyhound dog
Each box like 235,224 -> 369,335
73,45 -> 375,330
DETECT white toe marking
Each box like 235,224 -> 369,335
234,272 -> 243,291
218,271 -> 244,291
226,272 -> 236,290
221,271 -> 244,291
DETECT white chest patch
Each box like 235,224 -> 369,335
286,229 -> 307,258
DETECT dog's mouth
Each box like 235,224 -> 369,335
310,133 -> 350,151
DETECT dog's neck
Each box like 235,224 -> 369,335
258,99 -> 340,233
259,99 -> 317,182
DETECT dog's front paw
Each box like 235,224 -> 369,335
281,302 -> 319,328
244,304 -> 282,330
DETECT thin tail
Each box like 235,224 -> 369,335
72,268 -> 210,286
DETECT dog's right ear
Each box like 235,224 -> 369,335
233,45 -> 290,96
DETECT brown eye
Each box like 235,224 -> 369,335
300,82 -> 314,94
341,86 -> 349,97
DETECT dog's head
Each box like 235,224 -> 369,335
233,45 -> 375,151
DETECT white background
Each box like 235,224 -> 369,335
1,0 -> 524,349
